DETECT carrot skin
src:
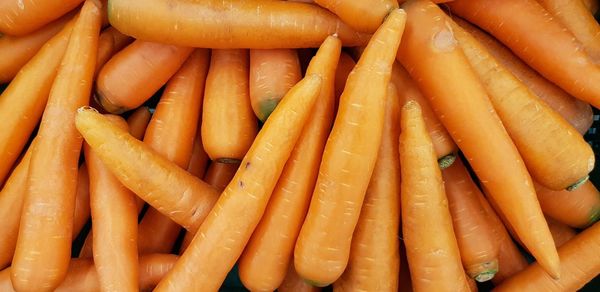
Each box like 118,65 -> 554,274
94,26 -> 133,76
546,217 -> 577,248
314,0 -> 399,33
535,180 -> 600,228
278,263 -> 321,292
71,164 -> 91,240
126,106 -> 152,141
0,0 -> 83,36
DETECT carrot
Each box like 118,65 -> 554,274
454,18 -> 594,135
187,133 -> 210,179
126,106 -> 152,141
0,11 -> 73,83
314,0 -> 398,33
279,263 -> 321,292
449,0 -> 600,109
397,0 -> 559,278
0,0 -> 83,36
71,164 -> 91,239
452,21 -> 595,191
389,62 -> 458,165
441,158 -> 499,282
238,36 -> 340,292
202,49 -> 258,162
107,0 -> 369,49
399,100 -> 470,292
11,1 -> 101,290
295,10 -> 406,287
334,52 -> 355,99
582,0 -> 599,13
546,217 -> 577,248
95,40 -> 193,113
496,221 -> 600,291
535,180 -> 600,228
249,49 -> 302,122
94,26 -> 132,76
333,84 -> 401,292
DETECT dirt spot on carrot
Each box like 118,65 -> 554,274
432,24 -> 457,52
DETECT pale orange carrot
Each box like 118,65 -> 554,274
535,180 -> 600,228
314,0 -> 399,33
71,164 -> 90,240
547,217 -> 577,248
94,26 -> 133,76
0,0 -> 83,36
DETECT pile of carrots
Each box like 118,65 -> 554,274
1,0 -> 600,291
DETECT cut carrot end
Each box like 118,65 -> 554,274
94,90 -> 128,114
474,270 -> 497,283
588,208 -> 600,226
77,106 -> 99,114
302,278 -> 328,288
469,260 -> 499,282
257,98 -> 282,122
566,176 -> 589,191
438,153 -> 457,169
216,158 -> 242,164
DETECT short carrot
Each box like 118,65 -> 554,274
314,0 -> 398,33
295,10 -> 406,286
186,133 -> 210,179
0,0 -> 83,36
279,264 -> 321,292
11,2 -> 101,290
399,100 -> 470,292
546,217 -> 577,248
334,52 -> 355,99
126,106 -> 152,141
397,0 -> 559,278
202,49 -> 258,162
535,180 -> 600,228
71,164 -> 91,240
238,36 -> 340,292
95,40 -> 193,113
249,49 -> 302,122
94,26 -> 133,76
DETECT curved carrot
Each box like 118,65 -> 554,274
452,21 -> 594,191
71,164 -> 91,240
399,100 -> 470,292
396,0 -> 559,278
314,0 -> 398,33
187,133 -> 210,179
202,49 -> 258,162
295,10 -> 406,286
126,106 -> 152,141
535,180 -> 600,228
454,17 -> 593,135
11,2 -> 101,290
94,26 -> 132,76
279,264 -> 321,292
109,0 -> 369,48
334,52 -> 355,99
249,49 -> 302,122
333,84 -> 401,292
95,40 -> 193,113
0,0 -> 83,36
238,36 -> 340,292
546,217 -> 577,248
449,0 -> 600,109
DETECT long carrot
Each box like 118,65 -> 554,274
400,100 -> 470,292
95,40 -> 193,113
449,0 -> 600,109
333,84 -> 401,292
334,52 -> 356,99
396,0 -> 559,278
202,49 -> 258,162
238,36 -> 340,292
295,10 -> 406,286
279,263 -> 321,292
94,26 -> 132,76
0,0 -> 83,36
546,217 -> 577,248
249,49 -> 302,122
71,164 -> 90,239
11,1 -> 101,290
313,0 -> 398,33
454,17 -> 594,135
108,0 -> 369,49
535,180 -> 600,228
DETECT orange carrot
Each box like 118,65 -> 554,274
249,49 -> 302,122
333,84 -> 401,292
314,0 -> 398,33
238,36 -> 340,292
546,217 -> 577,248
186,133 -> 210,179
449,0 -> 600,109
11,1 -> 101,290
334,52 -> 356,99
295,10 -> 406,286
94,26 -> 133,76
71,164 -> 91,240
108,0 -> 369,48
279,264 -> 321,292
203,162 -> 239,192
399,100 -> 470,292
397,0 -> 559,278
0,0 -> 83,36
535,180 -> 600,228
495,221 -> 600,291
202,49 -> 258,162
126,106 -> 152,141
582,0 -> 599,13
95,40 -> 193,113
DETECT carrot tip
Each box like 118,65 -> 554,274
302,278 -> 329,288
94,91 -> 128,114
77,105 -> 99,114
566,176 -> 589,191
216,158 -> 242,164
256,98 -> 282,122
474,269 -> 497,282
589,208 -> 600,226
438,153 -> 457,169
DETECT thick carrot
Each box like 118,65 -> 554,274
0,11 -> 73,83
452,21 -> 595,191
279,263 -> 321,292
202,49 -> 258,162
94,26 -> 132,76
449,0 -> 600,109
126,106 -> 152,140
399,100 -> 470,292
11,2 -> 101,290
546,217 -> 577,248
535,180 -> 600,228
389,62 -> 458,164
187,133 -> 210,179
397,0 -> 559,278
334,52 -> 355,99
333,84 -> 401,292
71,164 -> 91,240
249,49 -> 302,122
496,221 -> 600,291
238,36 -> 340,292
314,0 -> 399,33
0,0 -> 83,36
95,40 -> 193,113
454,18 -> 594,135
295,10 -> 406,286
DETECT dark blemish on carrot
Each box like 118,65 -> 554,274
239,181 -> 244,188
245,162 -> 251,169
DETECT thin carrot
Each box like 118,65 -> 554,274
202,49 -> 258,162
399,100 -> 470,292
454,17 -> 594,135
126,106 -> 152,140
249,49 -> 302,122
278,263 -> 321,292
95,40 -> 193,113
71,164 -> 91,240
333,84 -> 401,292
535,180 -> 600,228
238,36 -> 340,292
449,0 -> 600,109
546,217 -> 577,248
314,0 -> 398,33
495,221 -> 600,291
0,0 -> 83,36
94,26 -> 133,76
334,52 -> 355,99
187,133 -> 210,179
11,1 -> 101,290
397,0 -> 559,278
